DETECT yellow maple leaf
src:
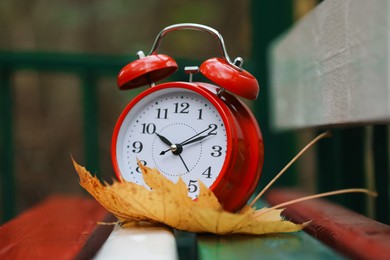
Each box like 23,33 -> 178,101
73,159 -> 305,235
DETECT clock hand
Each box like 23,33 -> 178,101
180,133 -> 211,147
178,125 -> 213,146
156,133 -> 181,155
157,132 -> 184,155
160,143 -> 183,155
159,125 -> 214,155
156,133 -> 173,146
157,139 -> 188,171
178,154 -> 190,172
172,134 -> 212,169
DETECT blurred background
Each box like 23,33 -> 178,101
5,0 -> 382,225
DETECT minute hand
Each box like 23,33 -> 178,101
177,125 -> 213,146
180,133 -> 211,147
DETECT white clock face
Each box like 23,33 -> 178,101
115,87 -> 228,199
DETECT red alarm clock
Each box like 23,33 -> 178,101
111,23 -> 264,212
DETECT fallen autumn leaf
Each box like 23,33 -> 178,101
73,159 -> 305,235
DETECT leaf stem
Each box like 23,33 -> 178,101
249,131 -> 331,208
254,188 -> 377,217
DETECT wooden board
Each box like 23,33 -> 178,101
0,195 -> 179,259
269,0 -> 390,129
266,188 -> 390,259
197,231 -> 343,260
0,196 -> 112,259
94,225 -> 178,260
197,200 -> 343,260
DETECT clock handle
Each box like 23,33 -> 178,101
149,23 -> 243,71
117,23 -> 259,99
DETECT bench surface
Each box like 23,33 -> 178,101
266,189 -> 390,260
0,196 -> 113,259
2,194 -> 390,259
197,230 -> 342,260
0,195 -> 349,260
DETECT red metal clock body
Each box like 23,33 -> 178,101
111,24 -> 264,212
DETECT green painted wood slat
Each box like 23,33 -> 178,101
0,69 -> 16,222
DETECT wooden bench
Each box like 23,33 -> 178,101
2,1 -> 390,259
261,0 -> 390,258
2,193 -> 390,259
0,195 -> 347,259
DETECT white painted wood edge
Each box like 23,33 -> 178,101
269,0 -> 390,130
94,225 -> 178,260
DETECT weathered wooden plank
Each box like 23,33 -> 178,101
0,196 -> 179,260
197,200 -> 344,260
94,225 -> 178,260
0,196 -> 112,259
266,188 -> 390,259
197,231 -> 344,260
270,0 -> 390,129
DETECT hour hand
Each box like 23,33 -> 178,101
156,133 -> 173,146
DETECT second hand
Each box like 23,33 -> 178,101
179,154 -> 190,172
